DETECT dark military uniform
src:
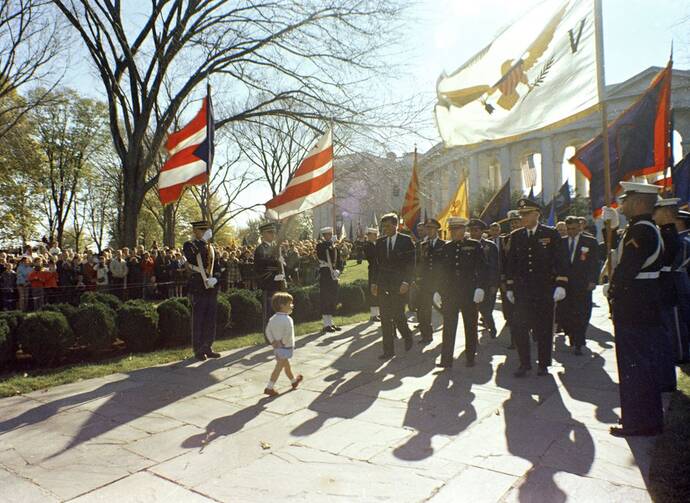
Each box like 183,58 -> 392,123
416,236 -> 446,342
656,222 -> 680,391
439,238 -> 487,366
675,226 -> 690,362
372,232 -> 415,357
498,231 -> 517,346
183,237 -> 220,356
254,240 -> 284,329
609,214 -> 664,434
560,232 -> 599,351
478,237 -> 500,337
505,223 -> 568,372
316,239 -> 342,320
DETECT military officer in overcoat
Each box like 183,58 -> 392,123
499,210 -> 522,348
468,218 -> 499,338
414,218 -> 446,344
254,222 -> 286,330
438,216 -> 487,368
316,226 -> 343,333
605,182 -> 665,437
183,220 -> 221,361
505,198 -> 568,377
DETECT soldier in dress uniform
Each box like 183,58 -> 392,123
604,182 -> 665,437
437,217 -> 487,368
499,210 -> 522,349
414,218 -> 446,344
370,212 -> 415,360
674,210 -> 690,362
652,197 -> 682,389
183,220 -> 221,361
468,218 -> 499,338
363,227 -> 380,321
316,227 -> 343,333
254,222 -> 286,330
505,198 -> 568,377
559,216 -> 599,355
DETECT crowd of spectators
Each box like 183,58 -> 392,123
0,237 -> 354,312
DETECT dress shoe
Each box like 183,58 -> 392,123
513,367 -> 529,378
378,353 -> 394,360
573,346 -> 583,356
609,426 -> 662,437
537,366 -> 549,376
418,338 -> 432,345
205,350 -> 221,358
264,387 -> 279,397
194,352 -> 207,361
323,326 -> 336,333
404,337 -> 413,351
373,315 -> 381,322
331,325 -> 342,331
291,374 -> 304,390
436,361 -> 452,369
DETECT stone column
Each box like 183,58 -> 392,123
499,146 -> 511,187
540,137 -> 556,201
469,155 -> 480,199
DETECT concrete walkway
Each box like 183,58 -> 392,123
0,288 -> 656,502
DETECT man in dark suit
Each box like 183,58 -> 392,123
469,218 -> 499,338
505,199 -> 568,377
370,212 -> 415,359
254,222 -> 286,330
415,218 -> 446,344
438,216 -> 487,368
559,216 -> 600,355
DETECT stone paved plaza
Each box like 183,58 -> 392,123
0,289 -> 657,502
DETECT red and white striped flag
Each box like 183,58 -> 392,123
265,129 -> 333,220
159,91 -> 214,205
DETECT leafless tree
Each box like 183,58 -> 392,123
51,0 -> 421,247
0,0 -> 64,139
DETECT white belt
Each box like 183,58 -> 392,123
635,271 -> 660,279
661,266 -> 672,272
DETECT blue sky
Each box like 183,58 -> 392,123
61,0 -> 690,226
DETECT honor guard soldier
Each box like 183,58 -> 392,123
415,218 -> 446,344
183,220 -> 221,361
438,217 -> 487,368
468,218 -> 499,338
604,182 -> 665,437
254,222 -> 286,330
370,213 -> 415,359
674,210 -> 690,362
499,210 -> 522,348
559,216 -> 599,355
505,198 -> 568,377
652,197 -> 682,389
363,227 -> 381,321
317,227 -> 343,332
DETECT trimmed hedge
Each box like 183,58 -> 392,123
0,311 -> 24,358
41,303 -> 78,328
216,294 -> 231,337
338,284 -> 367,314
18,311 -> 74,366
80,291 -> 122,312
225,290 -> 262,332
117,300 -> 160,352
287,286 -> 317,322
0,319 -> 12,365
157,298 -> 191,345
73,303 -> 117,353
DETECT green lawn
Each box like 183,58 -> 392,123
0,312 -> 370,398
340,259 -> 368,284
649,364 -> 690,503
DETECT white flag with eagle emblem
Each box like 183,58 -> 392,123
435,0 -> 597,147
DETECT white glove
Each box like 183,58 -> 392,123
602,283 -> 610,298
601,206 -> 619,228
331,270 -> 341,281
274,274 -> 285,281
202,229 -> 213,242
473,288 -> 485,304
205,277 -> 218,289
553,286 -> 566,302
278,255 -> 286,266
506,290 -> 515,304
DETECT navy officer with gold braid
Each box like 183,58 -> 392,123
183,220 -> 221,361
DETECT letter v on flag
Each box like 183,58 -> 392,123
159,91 -> 214,205
265,129 -> 333,220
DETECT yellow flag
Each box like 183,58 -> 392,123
436,178 -> 469,232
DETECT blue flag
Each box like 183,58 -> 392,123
547,202 -> 556,226
479,180 -> 511,224
673,153 -> 690,206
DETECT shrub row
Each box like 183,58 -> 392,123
0,282 -> 367,368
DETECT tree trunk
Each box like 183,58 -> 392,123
120,163 -> 147,248
163,204 -> 176,248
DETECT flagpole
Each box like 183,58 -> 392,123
330,120 -> 337,236
594,0 -> 613,277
